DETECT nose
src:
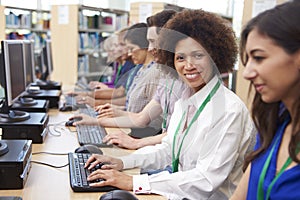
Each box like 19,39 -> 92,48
243,60 -> 257,80
184,57 -> 195,69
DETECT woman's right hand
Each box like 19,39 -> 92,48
84,154 -> 124,171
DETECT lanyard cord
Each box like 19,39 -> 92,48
257,119 -> 296,200
125,64 -> 142,93
172,80 -> 221,172
114,63 -> 122,85
162,79 -> 175,132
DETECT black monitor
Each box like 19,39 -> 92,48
34,49 -> 45,77
0,40 -> 30,122
41,39 -> 53,81
23,40 -> 36,86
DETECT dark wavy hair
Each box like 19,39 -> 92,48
157,9 -> 238,74
124,23 -> 149,49
239,1 -> 300,170
146,9 -> 177,33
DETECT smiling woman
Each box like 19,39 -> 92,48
81,9 -> 256,200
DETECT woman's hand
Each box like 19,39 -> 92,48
71,114 -> 98,126
89,81 -> 109,90
96,103 -> 124,118
103,132 -> 139,150
88,169 -> 133,190
75,96 -> 96,107
84,154 -> 124,171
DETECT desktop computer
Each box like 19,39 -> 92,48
0,112 -> 49,143
0,140 -> 32,189
22,89 -> 61,108
31,80 -> 62,90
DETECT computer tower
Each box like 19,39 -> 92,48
0,112 -> 49,143
0,140 -> 32,189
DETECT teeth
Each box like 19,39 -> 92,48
186,74 -> 198,79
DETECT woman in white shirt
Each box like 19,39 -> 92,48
84,9 -> 256,200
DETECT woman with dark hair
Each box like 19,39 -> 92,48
231,1 -> 300,199
83,9 -> 256,200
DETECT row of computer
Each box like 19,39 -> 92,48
0,39 -> 64,190
0,39 -> 112,193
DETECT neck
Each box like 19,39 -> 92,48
282,82 -> 300,117
143,52 -> 154,67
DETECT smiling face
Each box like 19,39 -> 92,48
243,29 -> 300,105
174,37 -> 214,92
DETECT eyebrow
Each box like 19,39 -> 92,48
175,50 -> 205,54
249,49 -> 265,55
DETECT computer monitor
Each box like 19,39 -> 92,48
41,39 -> 53,81
22,40 -> 36,86
0,40 -> 30,122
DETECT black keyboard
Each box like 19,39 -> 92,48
76,106 -> 112,147
68,152 -> 117,192
64,95 -> 87,108
76,124 -> 112,147
79,107 -> 98,117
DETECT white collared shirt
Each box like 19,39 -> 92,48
121,76 -> 256,200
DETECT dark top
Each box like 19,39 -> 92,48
247,114 -> 300,200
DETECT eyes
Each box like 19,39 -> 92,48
175,52 -> 205,63
252,56 -> 265,62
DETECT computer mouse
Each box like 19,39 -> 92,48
99,190 -> 138,200
65,117 -> 82,126
75,144 -> 103,154
59,104 -> 78,112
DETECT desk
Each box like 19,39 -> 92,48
0,109 -> 166,200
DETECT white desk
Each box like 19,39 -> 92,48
0,109 -> 166,200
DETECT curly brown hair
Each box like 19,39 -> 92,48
157,9 -> 238,74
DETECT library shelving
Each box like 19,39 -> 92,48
50,4 -> 129,86
3,6 -> 51,51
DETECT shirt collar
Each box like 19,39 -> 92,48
187,76 -> 221,108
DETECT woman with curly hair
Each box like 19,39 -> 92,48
231,1 -> 300,199
83,9 -> 256,200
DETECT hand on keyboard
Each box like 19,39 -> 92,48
85,154 -> 124,171
71,114 -> 99,126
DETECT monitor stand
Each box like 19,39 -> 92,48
0,141 -> 9,156
18,97 -> 38,106
0,110 -> 30,123
11,98 -> 49,113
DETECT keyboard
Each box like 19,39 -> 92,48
76,124 -> 112,147
64,95 -> 86,108
68,152 -> 117,192
79,107 -> 98,117
76,106 -> 112,147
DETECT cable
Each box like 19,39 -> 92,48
32,151 -> 69,155
47,121 -> 68,136
31,160 -> 69,168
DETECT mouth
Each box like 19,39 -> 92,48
184,72 -> 201,81
254,83 -> 265,92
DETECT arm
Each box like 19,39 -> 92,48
97,99 -> 162,128
93,86 -> 125,99
120,98 -> 255,199
230,164 -> 250,200
103,131 -> 167,149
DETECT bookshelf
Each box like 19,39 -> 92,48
3,6 -> 50,51
50,4 -> 129,86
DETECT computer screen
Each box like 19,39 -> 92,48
23,40 -> 36,86
1,40 -> 27,107
41,39 -> 53,81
